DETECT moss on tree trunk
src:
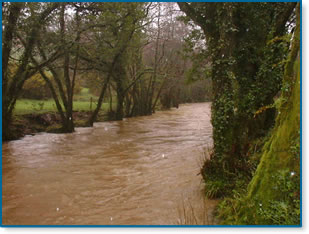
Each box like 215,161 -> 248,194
217,3 -> 300,224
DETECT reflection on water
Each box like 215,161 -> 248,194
2,103 -> 217,225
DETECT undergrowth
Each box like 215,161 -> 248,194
216,168 -> 300,225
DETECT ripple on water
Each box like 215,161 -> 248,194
2,103 -> 216,225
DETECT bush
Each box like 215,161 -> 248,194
21,72 -> 52,100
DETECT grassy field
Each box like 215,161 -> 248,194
14,99 -> 112,115
14,88 -> 113,115
74,87 -> 98,101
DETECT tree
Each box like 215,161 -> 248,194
27,3 -> 84,133
78,2 -> 150,124
2,2 -> 60,140
218,4 -> 300,224
141,3 -> 195,112
178,2 -> 297,197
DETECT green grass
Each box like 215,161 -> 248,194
14,99 -> 57,115
14,87 -> 115,115
14,99 -> 111,115
74,87 -> 98,101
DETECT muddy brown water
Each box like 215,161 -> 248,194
2,103 -> 217,225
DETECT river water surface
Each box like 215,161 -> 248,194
2,103 -> 217,225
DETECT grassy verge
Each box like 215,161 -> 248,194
6,88 -> 115,140
14,99 -> 113,115
14,87 -> 114,115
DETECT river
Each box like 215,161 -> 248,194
2,102 -> 217,225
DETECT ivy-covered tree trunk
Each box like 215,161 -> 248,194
178,2 -> 296,198
218,4 -> 300,224
247,3 -> 300,221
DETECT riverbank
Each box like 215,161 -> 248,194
5,111 -> 108,141
6,102 -> 182,142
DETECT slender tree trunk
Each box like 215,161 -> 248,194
87,54 -> 120,125
60,3 -> 75,132
88,78 -> 110,126
29,53 -> 67,127
152,75 -> 167,111
148,3 -> 161,114
115,83 -> 125,120
113,59 -> 127,120
108,84 -> 113,112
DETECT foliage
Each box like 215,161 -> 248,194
2,2 -> 60,140
217,169 -> 300,225
21,72 -> 53,99
179,1 -> 297,198
216,5 -> 300,225
257,170 -> 300,225
3,2 -> 208,140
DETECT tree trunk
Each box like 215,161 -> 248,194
115,86 -> 125,120
2,3 -> 24,95
88,78 -> 110,126
2,3 -> 60,140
